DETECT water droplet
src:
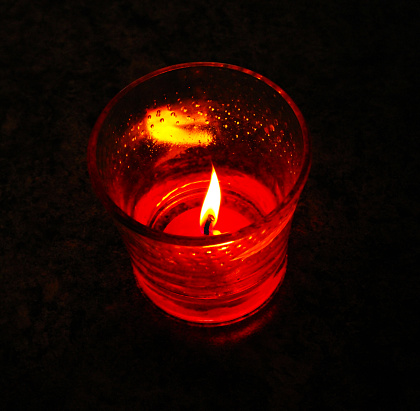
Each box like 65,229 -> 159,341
160,118 -> 164,123
156,110 -> 161,117
147,115 -> 151,119
171,111 -> 176,117
150,124 -> 154,128
176,121 -> 179,125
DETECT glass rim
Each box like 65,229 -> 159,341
87,62 -> 311,245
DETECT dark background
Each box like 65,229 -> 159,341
1,0 -> 419,409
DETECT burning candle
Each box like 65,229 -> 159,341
163,166 -> 251,236
88,63 -> 311,325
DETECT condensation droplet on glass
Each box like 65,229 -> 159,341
156,110 -> 161,117
160,118 -> 164,123
147,115 -> 151,119
176,121 -> 179,125
150,124 -> 154,128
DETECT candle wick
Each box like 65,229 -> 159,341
204,214 -> 215,235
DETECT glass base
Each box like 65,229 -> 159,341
132,253 -> 287,325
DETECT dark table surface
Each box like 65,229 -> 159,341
1,0 -> 418,409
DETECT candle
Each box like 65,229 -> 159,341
163,166 -> 251,236
164,207 -> 251,236
88,63 -> 311,325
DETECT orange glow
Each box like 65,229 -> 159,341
200,166 -> 221,230
145,106 -> 213,146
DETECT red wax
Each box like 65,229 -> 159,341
164,207 -> 251,236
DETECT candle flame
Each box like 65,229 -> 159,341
200,166 -> 221,229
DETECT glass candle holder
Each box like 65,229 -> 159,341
88,62 -> 311,325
